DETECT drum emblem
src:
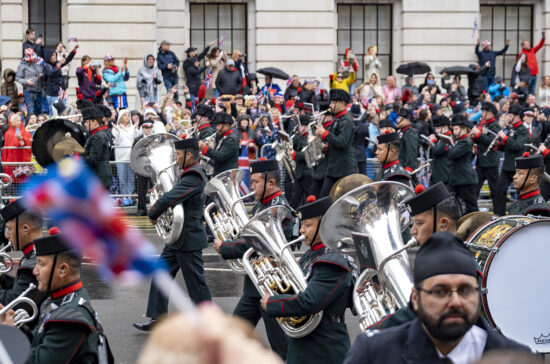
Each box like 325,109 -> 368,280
534,334 -> 550,345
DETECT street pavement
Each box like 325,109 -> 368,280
85,213 -> 362,364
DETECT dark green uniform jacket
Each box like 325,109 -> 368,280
472,117 -> 500,168
292,132 -> 312,179
220,191 -> 295,298
197,123 -> 215,141
507,189 -> 550,216
149,162 -> 208,251
84,126 -> 114,188
496,121 -> 529,172
311,119 -> 333,181
266,243 -> 352,364
203,129 -> 239,176
448,135 -> 478,187
431,133 -> 451,185
398,125 -> 419,171
375,159 -> 414,189
321,110 -> 358,179
27,281 -> 113,364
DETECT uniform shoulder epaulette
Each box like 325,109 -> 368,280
312,250 -> 351,271
44,295 -> 96,332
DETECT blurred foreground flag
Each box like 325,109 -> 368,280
22,158 -> 161,283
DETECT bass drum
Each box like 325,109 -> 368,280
469,217 -> 550,352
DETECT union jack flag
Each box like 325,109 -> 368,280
205,67 -> 213,88
286,76 -> 293,87
255,92 -> 265,104
219,31 -> 229,49
238,147 -> 250,195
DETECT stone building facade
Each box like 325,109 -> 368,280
0,0 -> 548,106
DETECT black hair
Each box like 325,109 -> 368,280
263,170 -> 281,187
530,166 -> 544,185
18,210 -> 43,230
388,140 -> 402,153
427,195 -> 460,228
57,251 -> 82,271
187,147 -> 200,160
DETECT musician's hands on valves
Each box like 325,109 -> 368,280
315,124 -> 326,138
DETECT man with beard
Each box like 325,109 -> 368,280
344,232 -> 530,364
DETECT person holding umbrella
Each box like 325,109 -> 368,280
475,38 -> 510,91
260,74 -> 282,101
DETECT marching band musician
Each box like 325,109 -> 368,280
192,103 -> 216,140
374,131 -> 414,188
395,108 -> 419,173
314,89 -> 358,197
508,152 -> 550,216
493,105 -> 529,216
82,100 -> 114,190
0,230 -> 115,363
367,182 -> 461,330
470,102 -> 500,208
198,111 -> 239,177
344,232 -> 531,364
429,115 -> 452,186
214,159 -> 294,360
134,138 -> 212,331
289,115 -> 313,207
0,199 -> 45,324
310,101 -> 332,197
261,195 -> 353,364
449,114 -> 479,214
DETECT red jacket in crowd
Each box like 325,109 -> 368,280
519,37 -> 545,76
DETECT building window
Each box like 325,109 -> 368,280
337,4 -> 392,83
28,0 -> 62,49
480,5 -> 533,84
190,3 -> 247,63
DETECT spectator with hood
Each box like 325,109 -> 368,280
112,109 -> 139,206
43,46 -> 78,115
157,41 -> 180,101
1,69 -> 17,101
103,54 -> 130,109
137,54 -> 163,104
1,113 -> 32,189
183,42 -> 214,108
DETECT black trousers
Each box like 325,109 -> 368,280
452,184 -> 479,215
146,246 -> 211,319
320,176 -> 339,197
357,160 -> 367,176
494,170 -> 515,216
310,178 -> 324,198
289,175 -> 312,209
542,180 -> 550,201
137,175 -> 152,211
475,166 -> 499,207
234,294 -> 289,360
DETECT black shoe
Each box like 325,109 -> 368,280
136,209 -> 147,216
133,319 -> 156,331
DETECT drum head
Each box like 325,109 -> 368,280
482,219 -> 550,352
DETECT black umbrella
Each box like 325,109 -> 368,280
396,62 -> 431,76
32,118 -> 87,167
440,66 -> 474,76
256,67 -> 290,80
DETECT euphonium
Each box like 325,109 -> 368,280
204,169 -> 254,274
241,205 -> 322,338
0,242 -> 13,274
270,130 -> 296,182
0,283 -> 39,327
130,133 -> 184,245
320,181 -> 415,331
200,132 -> 218,175
302,109 -> 330,168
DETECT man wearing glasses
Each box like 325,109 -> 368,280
344,232 -> 530,364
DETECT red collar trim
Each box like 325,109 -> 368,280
383,160 -> 399,169
51,281 -> 83,299
221,129 -> 233,138
323,120 -> 334,128
184,162 -> 199,172
335,110 -> 347,118
23,243 -> 34,256
401,125 -> 411,132
458,134 -> 469,140
444,131 -> 452,136
198,124 -> 210,131
91,125 -> 108,135
520,190 -> 540,200
513,121 -> 522,129
312,242 -> 326,251
301,132 -> 308,137
484,117 -> 495,124
261,190 -> 282,204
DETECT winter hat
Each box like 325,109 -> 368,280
104,54 -> 114,61
481,40 -> 491,49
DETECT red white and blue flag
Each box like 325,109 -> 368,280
238,147 -> 250,195
286,76 -> 293,87
205,67 -> 213,88
219,31 -> 229,49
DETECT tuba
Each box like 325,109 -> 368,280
130,133 -> 184,245
204,169 -> 254,273
0,283 -> 39,327
200,132 -> 218,175
320,181 -> 415,331
302,109 -> 330,168
241,205 -> 321,338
